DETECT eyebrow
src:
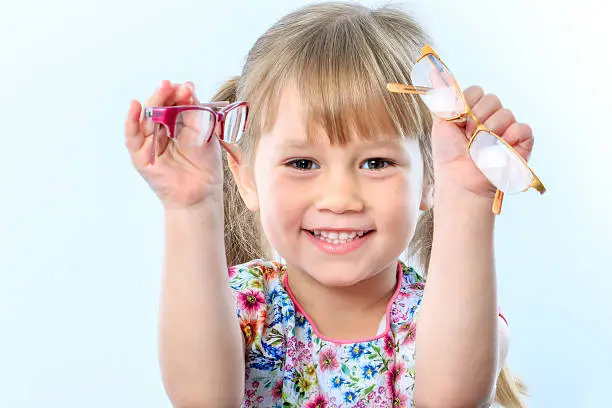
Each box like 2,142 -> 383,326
278,138 -> 405,151
367,139 -> 402,148
280,140 -> 315,149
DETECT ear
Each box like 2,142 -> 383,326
225,142 -> 260,212
419,178 -> 434,211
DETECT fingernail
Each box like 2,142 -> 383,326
185,82 -> 194,91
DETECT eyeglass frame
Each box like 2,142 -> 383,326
386,45 -> 546,215
143,101 -> 249,164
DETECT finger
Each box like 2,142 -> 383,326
502,122 -> 534,161
167,82 -> 196,107
483,108 -> 516,137
191,85 -> 201,105
449,86 -> 483,134
177,109 -> 215,149
161,82 -> 182,108
143,81 -> 197,159
176,82 -> 195,105
145,80 -> 173,108
142,81 -> 174,138
463,85 -> 485,109
125,100 -> 144,153
471,93 -> 502,123
153,82 -> 197,164
178,81 -> 199,105
154,123 -> 171,158
466,93 -> 502,136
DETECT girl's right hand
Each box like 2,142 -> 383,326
125,80 -> 225,210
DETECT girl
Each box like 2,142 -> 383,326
125,2 -> 532,407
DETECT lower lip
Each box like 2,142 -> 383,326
304,230 -> 373,255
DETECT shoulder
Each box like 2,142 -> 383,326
228,260 -> 292,373
228,258 -> 285,291
388,261 -> 425,329
228,259 -> 290,345
227,259 -> 286,320
398,261 -> 425,295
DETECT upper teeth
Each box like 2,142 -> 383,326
312,230 -> 366,240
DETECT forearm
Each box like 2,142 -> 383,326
159,194 -> 245,408
414,182 -> 498,408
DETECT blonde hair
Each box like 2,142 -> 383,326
212,2 -> 527,406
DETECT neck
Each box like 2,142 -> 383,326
285,260 -> 399,340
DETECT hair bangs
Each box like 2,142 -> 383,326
256,9 -> 429,146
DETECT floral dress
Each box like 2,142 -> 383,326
228,259 -> 425,408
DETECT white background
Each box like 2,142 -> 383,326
1,0 -> 611,407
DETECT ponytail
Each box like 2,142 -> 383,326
496,366 -> 529,408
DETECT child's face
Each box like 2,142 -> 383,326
238,87 -> 431,286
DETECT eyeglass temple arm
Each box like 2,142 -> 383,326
201,101 -> 230,109
143,101 -> 230,115
387,83 -> 430,95
494,176 -> 547,215
530,175 -> 547,194
492,190 -> 504,215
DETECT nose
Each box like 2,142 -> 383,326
314,169 -> 365,214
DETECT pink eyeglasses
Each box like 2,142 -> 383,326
143,101 -> 248,164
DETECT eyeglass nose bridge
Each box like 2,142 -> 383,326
209,110 -> 226,142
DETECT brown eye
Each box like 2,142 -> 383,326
361,158 -> 391,170
289,159 -> 319,170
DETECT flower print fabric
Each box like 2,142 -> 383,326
228,259 -> 425,408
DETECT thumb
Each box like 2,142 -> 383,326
431,117 -> 470,157
186,81 -> 201,105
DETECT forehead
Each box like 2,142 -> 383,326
263,84 -> 405,146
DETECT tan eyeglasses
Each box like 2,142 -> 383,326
387,45 -> 546,215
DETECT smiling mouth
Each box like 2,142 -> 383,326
305,229 -> 374,244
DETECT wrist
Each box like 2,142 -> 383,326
432,180 -> 496,247
164,193 -> 224,227
163,190 -> 224,214
433,178 -> 496,216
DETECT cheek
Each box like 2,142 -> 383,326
256,170 -> 308,241
371,175 -> 421,237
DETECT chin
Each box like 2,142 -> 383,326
306,265 -> 371,288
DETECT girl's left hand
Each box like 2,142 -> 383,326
431,86 -> 535,199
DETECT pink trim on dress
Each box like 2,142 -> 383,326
282,262 -> 404,344
498,305 -> 508,326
